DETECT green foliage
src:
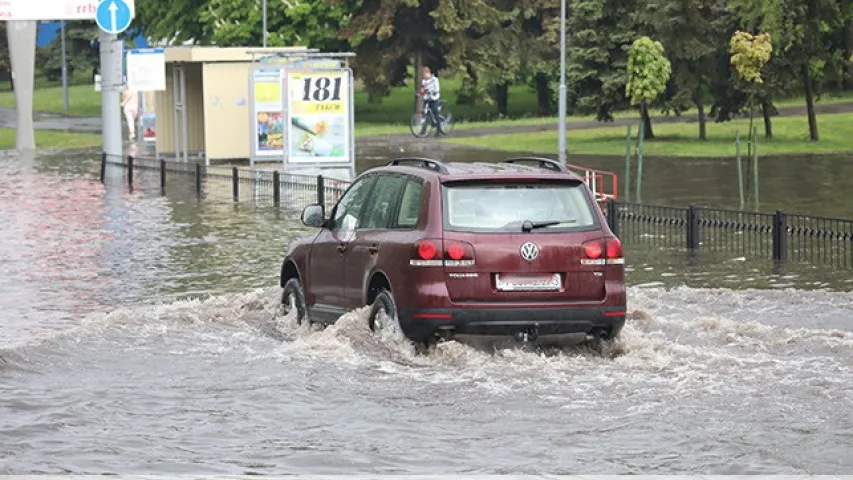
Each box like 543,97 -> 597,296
625,36 -> 672,106
565,0 -> 639,121
338,0 -> 508,102
36,22 -> 100,82
0,23 -> 9,83
197,0 -> 355,50
131,0 -> 213,44
729,31 -> 772,84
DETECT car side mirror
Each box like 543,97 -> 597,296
301,204 -> 326,228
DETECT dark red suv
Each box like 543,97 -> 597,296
280,157 -> 626,347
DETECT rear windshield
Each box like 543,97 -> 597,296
441,181 -> 599,233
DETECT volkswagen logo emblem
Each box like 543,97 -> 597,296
519,242 -> 540,261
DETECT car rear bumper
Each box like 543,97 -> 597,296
397,306 -> 626,342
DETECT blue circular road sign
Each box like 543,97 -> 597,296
95,0 -> 133,35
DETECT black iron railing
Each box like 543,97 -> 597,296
604,199 -> 853,269
104,155 -> 853,270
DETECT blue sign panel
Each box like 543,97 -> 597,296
95,0 -> 133,35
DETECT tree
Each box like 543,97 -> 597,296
198,0 -> 354,51
0,23 -> 11,90
338,0 -> 505,106
845,1 -> 853,90
729,0 -> 844,142
729,31 -> 772,139
514,0 -> 560,116
131,0 -> 213,44
565,0 -> 639,122
37,21 -> 100,82
626,36 -> 672,139
634,0 -> 724,140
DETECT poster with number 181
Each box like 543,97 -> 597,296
286,70 -> 351,164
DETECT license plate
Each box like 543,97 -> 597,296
495,273 -> 561,291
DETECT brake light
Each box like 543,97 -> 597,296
411,239 -> 443,266
410,239 -> 475,267
584,242 -> 603,259
606,238 -> 624,264
581,238 -> 623,266
418,240 -> 437,260
444,240 -> 475,267
447,243 -> 464,260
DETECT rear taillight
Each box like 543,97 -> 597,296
410,239 -> 475,267
444,240 -> 475,267
581,238 -> 623,266
606,237 -> 624,264
411,239 -> 443,266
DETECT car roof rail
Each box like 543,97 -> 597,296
503,156 -> 568,173
387,157 -> 450,174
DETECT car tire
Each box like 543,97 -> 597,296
281,278 -> 310,326
368,288 -> 400,334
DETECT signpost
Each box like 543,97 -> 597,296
126,48 -> 166,91
1,0 -> 134,153
126,48 -> 164,152
93,0 -> 133,162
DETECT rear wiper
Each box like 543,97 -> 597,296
521,220 -> 564,232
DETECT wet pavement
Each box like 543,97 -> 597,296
1,148 -> 852,475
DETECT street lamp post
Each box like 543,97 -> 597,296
61,20 -> 69,111
262,0 -> 268,47
558,0 -> 567,165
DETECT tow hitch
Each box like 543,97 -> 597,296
514,326 -> 539,343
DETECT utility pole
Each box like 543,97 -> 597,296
558,0 -> 567,165
61,20 -> 69,111
98,30 -> 123,162
262,0 -> 268,47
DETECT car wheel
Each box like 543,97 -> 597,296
368,288 -> 401,335
281,278 -> 310,325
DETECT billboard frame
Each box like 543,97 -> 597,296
247,50 -> 356,180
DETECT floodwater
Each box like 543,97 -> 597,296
356,138 -> 853,219
1,147 -> 852,474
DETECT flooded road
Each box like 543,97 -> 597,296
1,148 -> 852,474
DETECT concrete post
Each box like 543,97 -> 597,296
98,30 -> 124,161
7,20 -> 37,151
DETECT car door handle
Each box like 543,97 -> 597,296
336,244 -> 347,253
367,244 -> 379,255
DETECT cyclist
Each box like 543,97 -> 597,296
419,66 -> 446,136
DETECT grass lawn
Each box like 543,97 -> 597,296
444,112 -> 853,157
4,77 -> 853,134
0,128 -> 102,150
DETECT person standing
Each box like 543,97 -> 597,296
121,88 -> 139,141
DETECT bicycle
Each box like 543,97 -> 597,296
409,95 -> 454,138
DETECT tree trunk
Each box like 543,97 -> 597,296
534,72 -> 550,116
414,51 -> 424,116
495,82 -> 508,117
845,14 -> 853,90
761,99 -> 773,139
694,85 -> 706,140
7,76 -> 12,91
803,64 -> 819,141
641,102 -> 654,139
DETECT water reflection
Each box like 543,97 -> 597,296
355,141 -> 853,219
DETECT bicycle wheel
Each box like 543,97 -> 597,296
438,110 -> 454,136
409,112 -> 431,138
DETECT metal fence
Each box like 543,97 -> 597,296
103,154 -> 348,213
104,155 -> 853,270
603,200 -> 853,269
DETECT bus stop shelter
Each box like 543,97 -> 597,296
154,46 -> 314,164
